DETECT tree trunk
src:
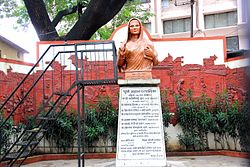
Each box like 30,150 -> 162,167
23,0 -> 59,41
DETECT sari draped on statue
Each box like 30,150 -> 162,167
117,18 -> 158,75
122,39 -> 154,72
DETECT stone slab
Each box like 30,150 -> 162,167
116,86 -> 166,167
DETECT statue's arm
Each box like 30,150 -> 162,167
145,42 -> 159,66
117,47 -> 126,67
152,48 -> 159,66
117,56 -> 125,67
117,42 -> 127,66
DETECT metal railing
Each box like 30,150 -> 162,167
0,40 -> 118,167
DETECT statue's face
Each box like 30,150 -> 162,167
129,19 -> 141,35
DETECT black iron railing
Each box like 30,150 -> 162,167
0,40 -> 118,167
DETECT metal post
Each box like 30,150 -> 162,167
82,85 -> 85,167
77,84 -> 82,167
75,44 -> 82,167
190,0 -> 194,37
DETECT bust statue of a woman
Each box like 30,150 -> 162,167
117,18 -> 158,79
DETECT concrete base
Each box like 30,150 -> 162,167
100,160 -> 185,167
21,155 -> 250,167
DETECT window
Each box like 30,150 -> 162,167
227,49 -> 248,59
226,36 -> 239,52
163,18 -> 191,34
17,52 -> 21,59
162,0 -> 169,8
204,11 -> 237,29
143,22 -> 151,33
141,0 -> 151,3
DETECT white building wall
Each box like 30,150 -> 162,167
0,62 -> 33,74
148,0 -> 248,51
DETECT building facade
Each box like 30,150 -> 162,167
142,0 -> 248,52
0,35 -> 28,61
0,35 -> 34,74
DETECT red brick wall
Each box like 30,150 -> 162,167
0,55 -> 247,124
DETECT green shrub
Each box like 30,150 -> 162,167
238,102 -> 250,152
84,96 -> 118,152
44,109 -> 76,152
0,111 -> 13,154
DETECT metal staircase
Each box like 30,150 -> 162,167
0,40 -> 118,167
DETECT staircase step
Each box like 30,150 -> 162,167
26,128 -> 46,133
36,116 -> 56,121
42,103 -> 54,109
5,151 -> 30,159
54,91 -> 71,96
7,164 -> 20,167
45,103 -> 54,107
16,140 -> 39,146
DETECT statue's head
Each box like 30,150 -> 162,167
127,18 -> 143,41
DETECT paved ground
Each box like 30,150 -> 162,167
22,155 -> 250,167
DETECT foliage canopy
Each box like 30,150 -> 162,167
0,0 -> 152,40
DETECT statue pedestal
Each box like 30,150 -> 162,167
124,71 -> 152,80
116,79 -> 167,167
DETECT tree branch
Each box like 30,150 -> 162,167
52,6 -> 78,27
65,0 -> 127,40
